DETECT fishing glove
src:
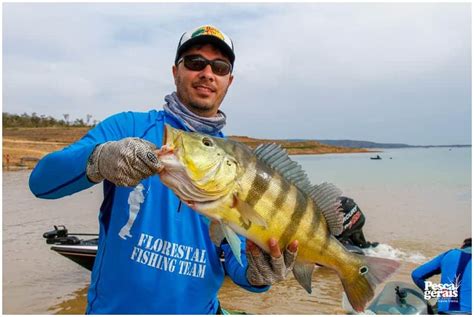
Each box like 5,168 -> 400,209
86,138 -> 162,187
246,243 -> 297,286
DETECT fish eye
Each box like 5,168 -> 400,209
202,137 -> 213,147
359,266 -> 369,275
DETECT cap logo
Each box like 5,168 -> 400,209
192,25 -> 225,41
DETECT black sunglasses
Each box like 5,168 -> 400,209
177,55 -> 232,76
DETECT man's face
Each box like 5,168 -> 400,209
172,44 -> 234,118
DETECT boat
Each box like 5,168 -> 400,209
43,226 -> 395,315
43,225 -> 98,271
342,243 -> 364,255
370,155 -> 382,160
343,281 -> 433,314
43,225 -> 366,272
366,281 -> 433,314
45,227 -> 431,314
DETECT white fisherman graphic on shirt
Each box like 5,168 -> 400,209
119,183 -> 145,240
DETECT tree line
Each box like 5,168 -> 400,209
3,112 -> 98,128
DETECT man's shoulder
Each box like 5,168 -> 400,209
101,109 -> 165,127
441,248 -> 471,261
95,109 -> 166,139
109,109 -> 164,121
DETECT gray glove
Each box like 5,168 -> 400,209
246,240 -> 297,286
86,138 -> 162,187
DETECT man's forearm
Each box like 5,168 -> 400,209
29,143 -> 98,199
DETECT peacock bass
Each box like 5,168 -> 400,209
157,124 -> 399,312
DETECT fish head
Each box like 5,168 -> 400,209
159,124 -> 241,205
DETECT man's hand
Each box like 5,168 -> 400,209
86,138 -> 163,186
246,238 -> 298,286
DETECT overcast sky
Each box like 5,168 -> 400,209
3,3 -> 471,145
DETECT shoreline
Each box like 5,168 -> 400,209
3,127 -> 371,171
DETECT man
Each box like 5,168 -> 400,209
335,196 -> 378,249
412,238 -> 472,314
29,25 -> 298,314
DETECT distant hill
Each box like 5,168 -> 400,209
228,135 -> 369,155
3,127 -> 370,171
315,139 -> 471,149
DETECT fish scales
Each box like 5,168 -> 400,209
241,160 -> 273,207
241,160 -> 290,218
158,125 -> 400,312
218,154 -> 332,264
230,160 -> 294,247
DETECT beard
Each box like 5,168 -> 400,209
188,99 -> 215,112
175,78 -> 228,117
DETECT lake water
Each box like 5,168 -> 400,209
293,147 -> 471,247
3,147 -> 471,314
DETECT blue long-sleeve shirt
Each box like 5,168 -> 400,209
29,110 -> 269,314
412,247 -> 471,314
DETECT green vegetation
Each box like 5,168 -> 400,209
2,112 -> 96,128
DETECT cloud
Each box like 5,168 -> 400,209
3,3 -> 471,144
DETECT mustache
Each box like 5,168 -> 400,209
192,79 -> 216,92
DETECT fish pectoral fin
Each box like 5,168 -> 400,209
221,223 -> 243,267
209,220 -> 225,246
293,262 -> 315,294
233,194 -> 268,229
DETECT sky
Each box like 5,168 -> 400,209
3,3 -> 472,145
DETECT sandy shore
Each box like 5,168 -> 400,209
3,127 -> 369,170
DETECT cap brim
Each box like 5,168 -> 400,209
176,35 -> 235,66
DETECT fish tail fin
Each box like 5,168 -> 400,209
341,255 -> 400,312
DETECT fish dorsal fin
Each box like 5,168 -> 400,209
254,144 -> 344,235
253,143 -> 312,192
308,182 -> 344,236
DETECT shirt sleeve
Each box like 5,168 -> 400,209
29,112 -> 134,199
411,252 -> 446,290
221,235 -> 271,293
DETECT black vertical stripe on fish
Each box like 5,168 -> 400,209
280,190 -> 308,245
239,156 -> 251,170
228,140 -> 252,170
320,231 -> 332,252
309,200 -> 321,239
270,176 -> 291,215
244,161 -> 274,207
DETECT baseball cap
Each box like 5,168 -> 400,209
175,25 -> 235,66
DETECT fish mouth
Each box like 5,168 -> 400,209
159,125 -> 217,201
163,124 -> 180,146
157,125 -> 180,176
163,123 -> 167,145
159,124 -> 229,205
160,124 -> 181,155
163,124 -> 172,147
